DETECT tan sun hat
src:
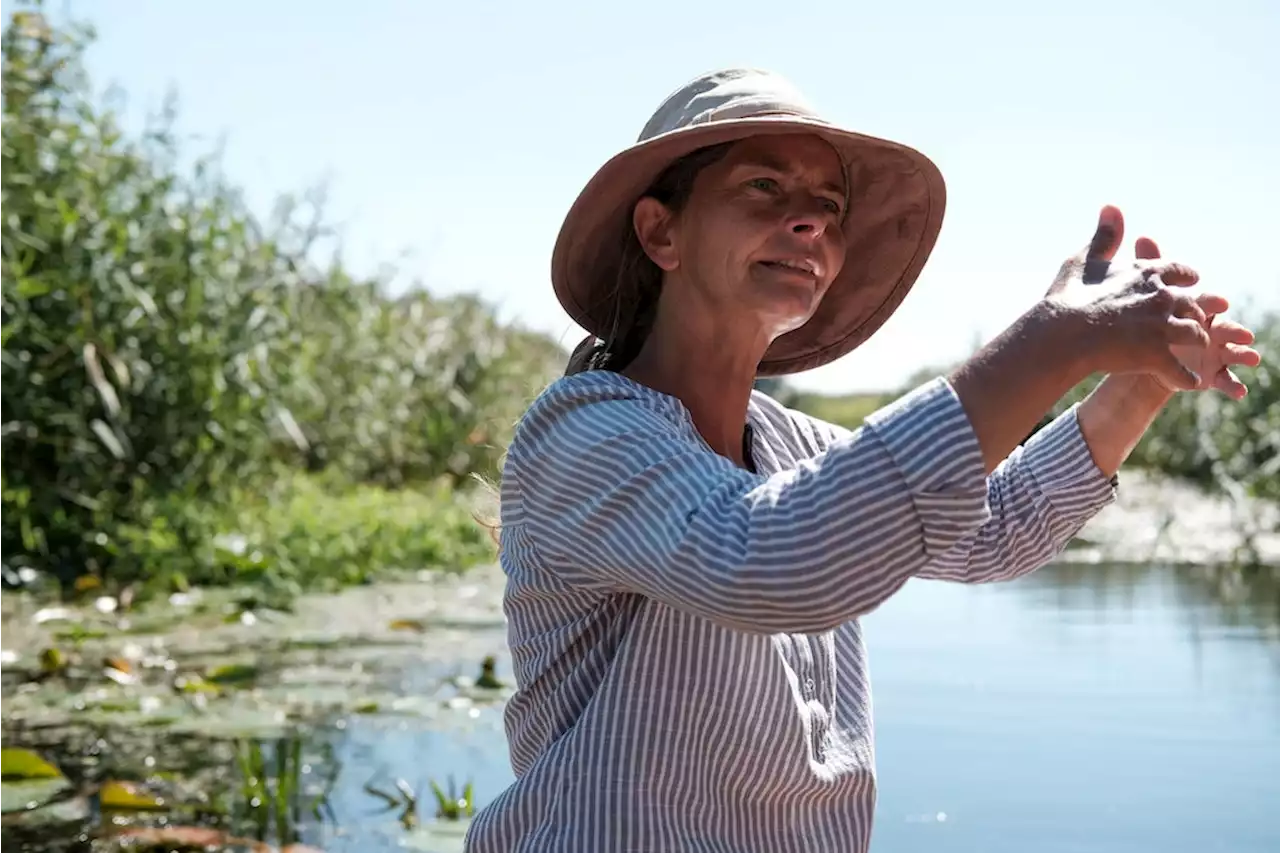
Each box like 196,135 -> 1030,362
551,68 -> 946,376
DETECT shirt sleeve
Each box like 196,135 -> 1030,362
913,404 -> 1117,583
804,402 -> 1117,584
507,377 -> 994,635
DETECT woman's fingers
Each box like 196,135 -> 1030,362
1194,293 -> 1231,315
1169,293 -> 1209,326
1210,319 -> 1256,346
1097,231 -> 1259,400
1221,343 -> 1263,368
1144,260 -> 1200,287
1166,317 -> 1211,348
1156,349 -> 1201,391
1213,367 -> 1249,400
1134,236 -> 1160,260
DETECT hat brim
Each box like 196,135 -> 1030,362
550,114 -> 945,376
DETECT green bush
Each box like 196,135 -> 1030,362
105,473 -> 494,599
276,284 -> 564,488
1,5 -> 561,593
788,391 -> 889,432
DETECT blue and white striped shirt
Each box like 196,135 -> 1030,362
466,370 -> 1116,852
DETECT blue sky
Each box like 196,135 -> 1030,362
76,0 -> 1277,393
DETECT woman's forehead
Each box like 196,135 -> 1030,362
720,135 -> 845,189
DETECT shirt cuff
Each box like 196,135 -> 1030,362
861,377 -> 992,557
1020,403 -> 1119,513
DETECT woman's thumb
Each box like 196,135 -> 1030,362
1082,205 -> 1125,263
1161,353 -> 1200,392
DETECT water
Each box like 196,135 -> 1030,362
3,563 -> 1278,852
318,563 -> 1280,852
862,565 -> 1280,853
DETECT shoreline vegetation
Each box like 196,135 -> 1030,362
3,4 -> 1276,610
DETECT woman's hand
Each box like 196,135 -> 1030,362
1042,205 -> 1223,392
1130,237 -> 1261,400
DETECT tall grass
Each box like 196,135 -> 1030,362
1,4 -> 561,595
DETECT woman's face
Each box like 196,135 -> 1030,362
635,133 -> 848,339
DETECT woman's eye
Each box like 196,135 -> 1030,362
821,198 -> 843,216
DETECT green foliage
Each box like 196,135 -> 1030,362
277,284 -> 563,488
788,391 -> 888,432
226,473 -> 492,593
103,473 -> 493,599
1,5 -> 561,594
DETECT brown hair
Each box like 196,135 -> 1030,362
477,143 -> 736,551
565,142 -> 735,376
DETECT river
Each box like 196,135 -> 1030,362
290,563 -> 1279,853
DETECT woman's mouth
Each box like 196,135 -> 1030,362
758,258 -> 819,278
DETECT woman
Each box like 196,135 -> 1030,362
465,69 -> 1260,852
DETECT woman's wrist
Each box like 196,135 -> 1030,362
1077,373 -> 1173,477
1027,299 -> 1097,385
1126,372 -> 1178,406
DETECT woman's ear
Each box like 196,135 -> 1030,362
632,197 -> 680,272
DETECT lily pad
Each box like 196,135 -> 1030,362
175,674 -> 220,695
1,777 -> 72,814
100,779 -> 167,811
205,662 -> 260,686
1,747 -> 64,779
1,790 -> 90,825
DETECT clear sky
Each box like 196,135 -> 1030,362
75,0 -> 1278,393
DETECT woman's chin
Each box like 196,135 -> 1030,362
759,288 -> 822,331
762,303 -> 822,339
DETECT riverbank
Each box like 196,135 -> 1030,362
1065,470 -> 1280,568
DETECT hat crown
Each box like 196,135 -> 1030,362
637,69 -> 822,144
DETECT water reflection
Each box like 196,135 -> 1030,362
1016,562 -> 1280,679
1021,562 -> 1280,634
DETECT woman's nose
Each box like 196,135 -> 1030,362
786,204 -> 830,239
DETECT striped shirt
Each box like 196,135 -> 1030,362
465,370 -> 1116,852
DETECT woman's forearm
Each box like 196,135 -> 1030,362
1077,374 -> 1174,478
948,301 -> 1091,474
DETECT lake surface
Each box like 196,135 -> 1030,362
4,562 -> 1277,852
861,565 -> 1279,853
316,564 -> 1280,852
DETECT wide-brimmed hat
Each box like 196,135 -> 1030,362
551,68 -> 946,376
